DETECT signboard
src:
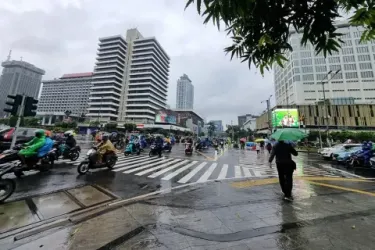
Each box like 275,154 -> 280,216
155,110 -> 177,124
272,109 -> 299,128
136,124 -> 144,129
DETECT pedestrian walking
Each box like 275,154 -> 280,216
255,143 -> 260,154
268,140 -> 298,201
266,142 -> 272,154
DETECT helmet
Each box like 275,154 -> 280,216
45,130 -> 52,137
64,131 -> 74,137
102,133 -> 110,141
35,129 -> 45,138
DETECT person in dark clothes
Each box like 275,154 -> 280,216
268,140 -> 298,201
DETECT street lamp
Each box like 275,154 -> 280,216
261,95 -> 272,135
320,69 -> 341,147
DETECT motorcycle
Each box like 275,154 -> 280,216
195,141 -> 207,152
0,165 -> 16,202
185,143 -> 193,155
162,142 -> 172,152
149,143 -> 162,157
124,141 -> 141,156
114,139 -> 125,150
0,145 -> 54,177
77,146 -> 118,175
53,141 -> 81,161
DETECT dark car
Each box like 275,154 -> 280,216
0,127 -> 39,152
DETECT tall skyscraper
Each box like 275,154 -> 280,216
38,72 -> 93,117
87,28 -> 170,124
274,21 -> 375,105
0,57 -> 45,117
176,74 -> 194,109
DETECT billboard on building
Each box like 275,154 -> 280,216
272,109 -> 299,128
155,109 -> 177,124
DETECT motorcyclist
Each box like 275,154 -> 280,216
38,130 -> 54,158
155,135 -> 164,158
98,133 -> 115,163
18,129 -> 46,167
63,131 -> 77,156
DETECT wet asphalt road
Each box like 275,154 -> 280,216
3,143 -> 375,203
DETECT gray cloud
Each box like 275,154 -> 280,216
0,0 -> 274,126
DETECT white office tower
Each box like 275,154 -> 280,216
274,21 -> 375,105
88,29 -> 170,123
87,35 -> 127,122
176,74 -> 194,109
120,29 -> 170,124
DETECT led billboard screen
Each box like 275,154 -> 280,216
272,109 -> 299,128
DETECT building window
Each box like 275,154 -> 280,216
359,62 -> 372,70
301,59 -> 312,65
302,67 -> 313,73
331,73 -> 343,79
300,51 -> 311,58
358,54 -> 371,61
315,65 -> 327,72
361,71 -> 374,78
314,58 -> 326,64
328,57 -> 340,63
344,64 -> 356,71
329,65 -> 341,71
302,74 -> 314,81
345,72 -> 358,79
342,47 -> 353,54
343,40 -> 352,46
357,47 -> 369,53
343,55 -> 355,63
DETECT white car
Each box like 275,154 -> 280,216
320,144 -> 361,159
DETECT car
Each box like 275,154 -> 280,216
333,146 -> 362,163
0,127 -> 39,152
320,143 -> 361,160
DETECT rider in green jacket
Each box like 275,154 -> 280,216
19,129 -> 46,159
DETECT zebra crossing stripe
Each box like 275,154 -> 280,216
242,167 -> 252,177
161,161 -> 199,181
116,155 -> 149,164
197,163 -> 217,183
124,158 -> 173,174
146,160 -> 191,178
217,164 -> 228,180
113,157 -> 159,172
135,159 -> 184,176
178,162 -> 207,184
234,165 -> 242,178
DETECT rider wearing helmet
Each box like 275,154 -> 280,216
37,130 -> 54,158
98,133 -> 115,162
64,131 -> 77,149
18,129 -> 46,165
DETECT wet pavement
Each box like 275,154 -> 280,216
2,145 -> 375,249
1,175 -> 375,249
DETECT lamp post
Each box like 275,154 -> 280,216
261,95 -> 272,135
320,69 -> 341,147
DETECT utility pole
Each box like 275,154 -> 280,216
261,95 -> 272,135
231,120 -> 234,143
11,95 -> 26,148
320,69 -> 341,147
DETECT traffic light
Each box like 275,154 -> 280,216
3,95 -> 22,116
23,96 -> 38,117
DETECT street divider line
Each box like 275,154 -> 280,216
308,180 -> 375,197
195,150 -> 215,161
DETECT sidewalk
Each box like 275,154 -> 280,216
3,176 -> 375,249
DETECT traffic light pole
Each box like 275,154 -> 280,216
11,95 -> 26,148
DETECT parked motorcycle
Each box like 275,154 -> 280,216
124,141 -> 141,156
77,146 -> 117,175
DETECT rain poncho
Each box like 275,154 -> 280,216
98,140 -> 115,156
20,135 -> 46,157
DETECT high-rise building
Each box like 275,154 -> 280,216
209,120 -> 223,132
238,114 -> 259,128
37,72 -> 93,124
176,74 -> 194,109
274,21 -> 375,105
0,59 -> 45,117
87,28 -> 170,124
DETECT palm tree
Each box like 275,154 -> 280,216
207,122 -> 216,137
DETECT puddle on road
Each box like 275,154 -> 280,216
0,185 -> 116,234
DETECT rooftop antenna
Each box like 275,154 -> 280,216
6,50 -> 12,61
20,56 -> 23,61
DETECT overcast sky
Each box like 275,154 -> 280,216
0,0 -> 274,126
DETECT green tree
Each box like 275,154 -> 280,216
89,121 -> 100,127
23,117 -> 40,127
199,131 -> 205,137
185,0 -> 375,74
207,121 -> 216,137
105,123 -> 118,131
124,123 -> 136,132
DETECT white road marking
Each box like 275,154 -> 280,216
161,161 -> 198,181
217,164 -> 228,180
234,165 -> 242,178
147,160 -> 192,178
197,163 -> 217,183
124,159 -> 173,174
242,167 -> 252,177
135,159 -> 182,176
113,158 -> 161,172
178,162 -> 207,184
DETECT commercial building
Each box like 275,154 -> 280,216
274,21 -> 375,106
238,114 -> 259,128
37,72 -> 93,125
87,28 -> 170,124
0,58 -> 45,117
209,120 -> 223,132
176,74 -> 194,109
174,109 -> 204,135
255,104 -> 375,133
